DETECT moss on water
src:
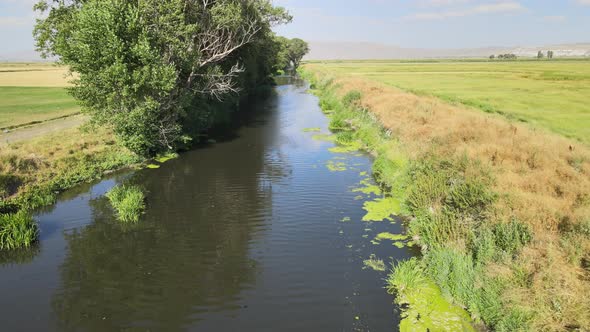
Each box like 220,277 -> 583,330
312,134 -> 336,142
363,254 -> 386,271
329,145 -> 360,153
398,280 -> 474,332
376,232 -> 408,241
387,259 -> 475,332
154,152 -> 179,163
326,160 -> 347,172
302,127 -> 321,132
353,178 -> 382,196
340,216 -> 351,222
146,164 -> 160,169
362,197 -> 401,222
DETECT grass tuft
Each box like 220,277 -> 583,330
0,211 -> 39,251
106,185 -> 146,223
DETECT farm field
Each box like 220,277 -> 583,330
305,59 -> 590,145
0,63 -> 77,129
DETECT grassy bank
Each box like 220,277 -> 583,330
0,126 -> 143,213
302,67 -> 590,331
305,59 -> 590,145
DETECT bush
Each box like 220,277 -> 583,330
342,90 -> 362,107
106,185 -> 146,223
0,211 -> 39,251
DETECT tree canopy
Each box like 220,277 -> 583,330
34,0 -> 294,156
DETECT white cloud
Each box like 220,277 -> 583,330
405,1 -> 526,20
576,0 -> 590,5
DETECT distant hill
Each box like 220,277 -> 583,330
305,41 -> 590,60
0,50 -> 47,62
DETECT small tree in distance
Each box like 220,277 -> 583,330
489,55 -> 495,60
537,50 -> 545,59
548,50 -> 554,59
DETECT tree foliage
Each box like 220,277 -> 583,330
273,36 -> 309,72
34,0 -> 293,156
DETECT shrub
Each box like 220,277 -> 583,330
342,90 -> 362,107
106,185 -> 146,223
0,211 -> 39,251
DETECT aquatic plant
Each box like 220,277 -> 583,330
106,185 -> 146,223
0,210 -> 39,251
363,254 -> 386,271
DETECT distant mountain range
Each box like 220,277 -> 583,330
305,41 -> 590,60
3,42 -> 590,62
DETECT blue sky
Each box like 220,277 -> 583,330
1,0 -> 589,56
273,0 -> 590,48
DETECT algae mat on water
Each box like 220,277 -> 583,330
361,197 -> 400,222
397,280 -> 475,332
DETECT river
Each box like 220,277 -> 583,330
0,79 -> 416,331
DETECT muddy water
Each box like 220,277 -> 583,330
0,79 -> 417,331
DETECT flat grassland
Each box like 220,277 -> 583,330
0,63 -> 78,129
306,59 -> 590,144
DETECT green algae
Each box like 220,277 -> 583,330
340,216 -> 351,222
370,240 -> 380,245
146,164 -> 160,169
353,184 -> 381,196
373,232 -> 410,248
326,160 -> 347,172
362,197 -> 401,222
312,134 -> 336,142
354,195 -> 364,200
363,254 -> 386,271
393,241 -> 405,248
399,280 -> 474,332
376,232 -> 408,242
387,259 -> 475,332
154,152 -> 179,163
359,171 -> 368,176
352,177 -> 382,196
302,127 -> 321,132
329,144 -> 361,154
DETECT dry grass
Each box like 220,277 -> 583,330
305,66 -> 590,330
0,64 -> 71,87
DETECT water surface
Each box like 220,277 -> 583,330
0,80 -> 416,331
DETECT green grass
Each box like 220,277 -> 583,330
306,59 -> 590,144
0,87 -> 79,128
0,211 -> 39,250
106,185 -> 146,223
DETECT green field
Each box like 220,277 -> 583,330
0,87 -> 79,128
0,63 -> 77,129
306,59 -> 590,144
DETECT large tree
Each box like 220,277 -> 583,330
34,0 -> 291,155
285,38 -> 309,71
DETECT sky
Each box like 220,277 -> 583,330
273,0 -> 590,48
1,0 -> 589,58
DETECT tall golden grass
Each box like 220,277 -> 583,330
306,66 -> 590,330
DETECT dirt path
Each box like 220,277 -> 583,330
0,114 -> 88,144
